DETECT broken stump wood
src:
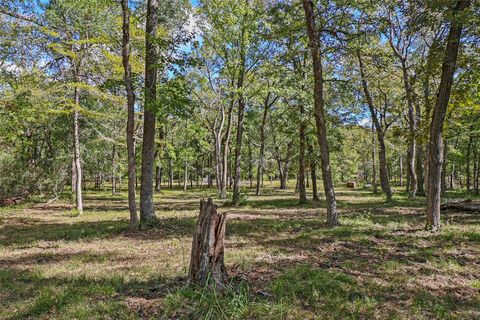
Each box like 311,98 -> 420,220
188,198 -> 228,289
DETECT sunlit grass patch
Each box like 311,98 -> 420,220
1,186 -> 479,319
270,264 -> 378,318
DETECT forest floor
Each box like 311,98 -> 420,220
0,185 -> 479,319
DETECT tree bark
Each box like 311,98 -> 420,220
416,143 -> 425,195
399,156 -> 403,187
466,134 -> 473,193
72,71 -> 83,214
219,99 -> 234,199
401,59 -> 418,198
155,165 -> 162,192
248,139 -> 253,188
372,122 -> 378,193
183,159 -> 188,191
308,142 -> 320,201
303,0 -> 338,226
426,0 -> 470,231
298,105 -> 307,204
232,91 -> 246,205
256,94 -> 270,195
111,143 -> 116,195
441,138 -> 448,196
474,147 -> 479,195
140,0 -> 159,224
189,198 -> 227,289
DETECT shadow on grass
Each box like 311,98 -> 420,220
0,267 -> 174,320
0,218 -> 128,247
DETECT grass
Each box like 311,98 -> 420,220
0,183 -> 479,319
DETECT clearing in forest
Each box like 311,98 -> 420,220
0,187 -> 479,319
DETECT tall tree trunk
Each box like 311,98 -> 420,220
426,0 -> 470,231
72,72 -> 83,214
416,144 -> 425,195
358,51 -> 391,201
450,163 -> 455,189
256,94 -> 270,195
183,159 -> 188,191
155,127 -> 164,192
378,133 -> 393,201
388,23 -> 419,198
303,0 -> 338,226
232,93 -> 246,205
474,147 -> 479,195
308,142 -> 319,201
111,143 -> 116,195
248,139 -> 253,188
466,134 -> 473,193
168,158 -> 173,188
71,158 -> 77,194
220,99 -> 234,199
140,0 -> 159,224
399,155 -> 403,187
416,75 -> 425,195
372,122 -> 378,193
276,156 -> 285,189
214,132 -> 224,196
401,60 -> 418,198
232,95 -> 245,204
441,138 -> 448,196
298,105 -> 307,204
155,165 -> 162,192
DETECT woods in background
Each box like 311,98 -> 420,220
0,0 -> 479,230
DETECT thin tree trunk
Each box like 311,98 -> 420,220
474,147 -> 479,195
155,127 -> 164,192
155,165 -> 162,192
441,138 -> 448,196
399,155 -> 403,187
426,0 -> 470,231
169,158 -> 173,188
401,59 -> 418,198
466,134 -> 473,193
256,94 -> 270,196
303,0 -> 338,226
220,99 -> 234,198
308,142 -> 319,201
111,143 -> 116,195
71,158 -> 77,193
140,0 -> 159,224
248,140 -> 253,188
183,159 -> 188,191
72,73 -> 83,214
298,105 -> 307,204
232,94 -> 246,205
372,122 -> 378,193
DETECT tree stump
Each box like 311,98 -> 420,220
188,198 -> 228,289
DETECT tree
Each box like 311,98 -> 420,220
139,0 -> 159,224
426,0 -> 471,231
302,0 -> 338,226
357,50 -> 393,201
120,0 -> 138,229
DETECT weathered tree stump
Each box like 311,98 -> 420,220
188,198 -> 228,289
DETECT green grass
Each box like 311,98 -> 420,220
0,184 -> 479,319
